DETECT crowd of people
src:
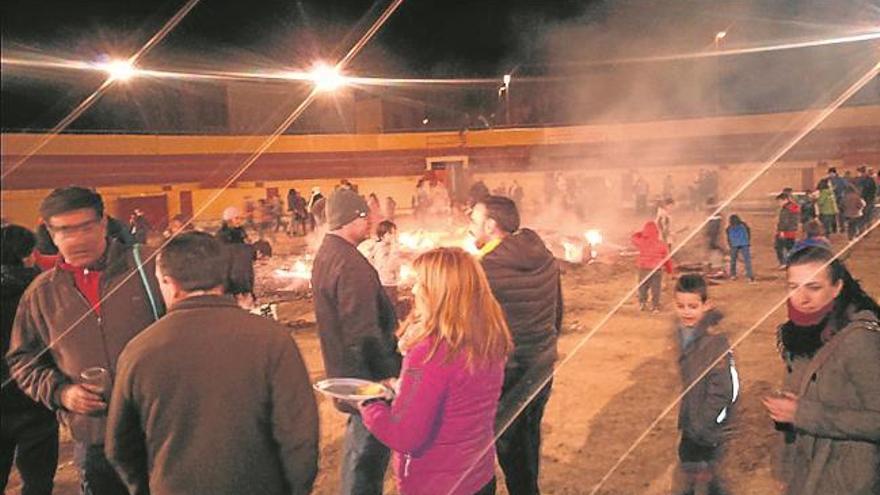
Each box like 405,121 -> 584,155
1,170 -> 878,495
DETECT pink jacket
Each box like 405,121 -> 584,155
361,337 -> 505,495
631,221 -> 673,273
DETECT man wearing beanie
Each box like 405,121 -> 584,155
311,189 -> 401,495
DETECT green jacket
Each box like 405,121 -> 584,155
777,309 -> 880,495
816,188 -> 838,215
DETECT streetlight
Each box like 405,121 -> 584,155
713,31 -> 727,115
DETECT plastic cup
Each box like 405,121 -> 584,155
80,366 -> 111,400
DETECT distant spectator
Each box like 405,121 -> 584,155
799,189 -> 817,225
128,208 -> 151,245
774,192 -> 800,268
815,179 -> 839,235
363,221 -> 403,314
162,214 -> 193,239
216,207 -> 249,245
656,198 -> 675,247
802,219 -> 830,246
632,221 -> 674,312
510,180 -> 525,210
287,189 -> 309,236
841,184 -> 866,240
1,224 -> 58,495
726,214 -> 754,282
383,196 -> 397,222
855,165 -> 876,228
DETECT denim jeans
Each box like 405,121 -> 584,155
729,245 -> 753,279
73,443 -> 129,495
340,414 -> 390,495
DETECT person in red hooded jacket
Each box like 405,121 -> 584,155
632,221 -> 674,313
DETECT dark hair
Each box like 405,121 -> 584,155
817,178 -> 829,189
663,198 -> 675,206
376,220 -> 397,240
675,274 -> 708,302
39,186 -> 104,221
158,232 -> 228,291
827,167 -> 837,175
481,195 -> 520,233
803,219 -> 824,238
775,192 -> 789,200
1,225 -> 36,266
787,246 -> 880,322
728,214 -> 743,226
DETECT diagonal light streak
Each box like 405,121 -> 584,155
0,0 -> 202,181
446,55 -> 879,495
2,0 -> 407,391
589,218 -> 880,494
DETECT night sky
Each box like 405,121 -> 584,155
2,0 -> 877,131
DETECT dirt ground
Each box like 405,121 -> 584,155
7,211 -> 879,495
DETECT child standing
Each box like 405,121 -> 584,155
365,220 -> 403,314
725,215 -> 753,282
815,179 -> 838,235
672,275 -> 738,495
774,192 -> 800,268
631,221 -> 673,312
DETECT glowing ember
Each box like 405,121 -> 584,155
584,229 -> 603,246
275,259 -> 312,280
562,241 -> 584,264
398,231 -> 438,252
399,263 -> 416,284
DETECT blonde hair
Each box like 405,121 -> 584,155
401,247 -> 512,368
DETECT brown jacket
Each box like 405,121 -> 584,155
778,309 -> 880,495
105,295 -> 319,495
6,240 -> 162,445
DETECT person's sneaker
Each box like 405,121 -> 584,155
639,303 -> 647,311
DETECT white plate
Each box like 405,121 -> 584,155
313,378 -> 392,401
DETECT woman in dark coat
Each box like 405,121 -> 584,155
763,244 -> 880,495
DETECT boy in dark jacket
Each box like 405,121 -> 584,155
673,275 -> 738,495
725,215 -> 753,282
631,221 -> 673,312
774,192 -> 800,268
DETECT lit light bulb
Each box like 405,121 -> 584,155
100,60 -> 137,82
309,63 -> 345,92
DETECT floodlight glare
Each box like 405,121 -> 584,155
101,60 -> 137,82
309,63 -> 345,91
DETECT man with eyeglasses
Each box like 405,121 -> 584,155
7,186 -> 164,495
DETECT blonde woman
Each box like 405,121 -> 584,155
360,248 -> 512,495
